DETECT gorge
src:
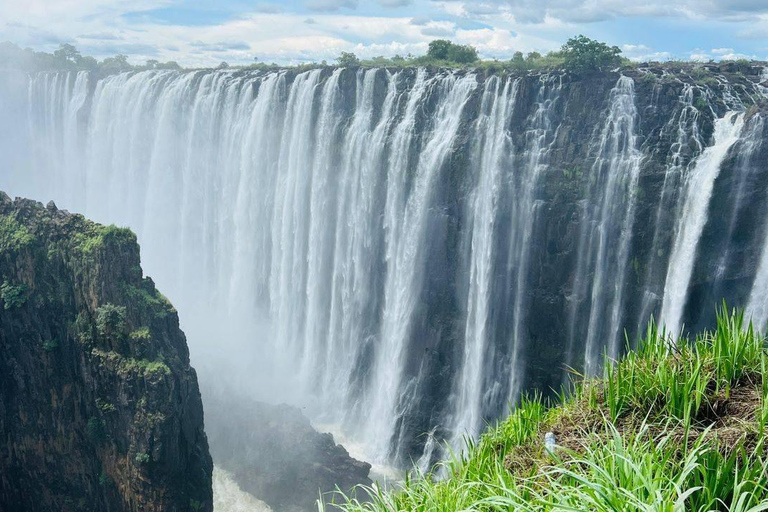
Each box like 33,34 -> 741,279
2,62 -> 768,482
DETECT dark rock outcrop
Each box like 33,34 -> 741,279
205,391 -> 371,512
0,192 -> 213,511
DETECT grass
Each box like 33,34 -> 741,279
328,306 -> 768,512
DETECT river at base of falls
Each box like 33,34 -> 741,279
214,467 -> 273,512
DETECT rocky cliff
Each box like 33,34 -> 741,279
0,193 -> 213,511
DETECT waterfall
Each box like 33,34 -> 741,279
451,76 -> 518,445
568,76 -> 643,374
505,75 -> 561,400
635,83 -> 704,335
6,67 -> 768,469
365,72 -> 477,461
660,111 -> 745,338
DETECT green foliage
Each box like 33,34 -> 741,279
134,452 -> 150,465
130,327 -> 152,341
99,225 -> 136,246
0,282 -> 27,309
0,215 -> 35,251
427,40 -> 479,64
129,327 -> 152,357
561,35 -> 623,72
332,306 -> 768,512
336,52 -> 360,67
73,224 -> 135,256
604,306 -> 763,424
190,499 -> 203,511
96,304 -> 127,340
53,43 -> 81,65
74,311 -> 94,346
96,399 -> 117,414
42,339 -> 60,352
124,282 -> 175,319
94,349 -> 171,377
0,41 -> 180,74
695,96 -> 709,111
87,417 -> 106,443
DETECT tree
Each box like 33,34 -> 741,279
217,61 -> 229,69
158,61 -> 181,70
510,51 -> 526,71
427,39 -> 453,60
426,39 -> 479,64
526,51 -> 542,61
145,59 -> 159,69
79,56 -> 99,71
561,35 -> 622,72
53,43 -> 81,66
448,44 -> 478,64
100,54 -> 131,72
336,51 -> 360,67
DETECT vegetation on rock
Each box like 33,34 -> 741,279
0,193 -> 213,512
331,307 -> 768,511
0,281 -> 27,309
560,35 -> 623,72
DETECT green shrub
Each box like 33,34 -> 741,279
42,339 -> 59,352
124,282 -> 175,319
130,327 -> 152,357
0,215 -> 35,251
135,452 -> 150,465
427,39 -> 478,64
561,35 -> 622,72
96,304 -> 126,340
336,52 -> 360,67
99,225 -> 136,247
95,399 -> 116,414
0,282 -> 27,309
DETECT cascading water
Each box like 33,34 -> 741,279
4,66 -> 768,473
365,73 -> 477,461
660,111 -> 745,337
452,75 -> 519,446
568,76 -> 643,374
634,82 -> 704,335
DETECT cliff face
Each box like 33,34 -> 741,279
0,193 -> 213,511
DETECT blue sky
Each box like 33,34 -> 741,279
2,0 -> 768,66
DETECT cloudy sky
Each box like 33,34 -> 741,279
2,0 -> 768,67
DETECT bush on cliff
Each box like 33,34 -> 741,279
331,306 -> 768,511
561,35 -> 623,72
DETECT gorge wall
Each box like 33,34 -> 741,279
0,193 -> 213,510
2,63 -> 768,470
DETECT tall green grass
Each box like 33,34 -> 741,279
326,306 -> 768,512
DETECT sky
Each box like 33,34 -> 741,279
2,0 -> 768,67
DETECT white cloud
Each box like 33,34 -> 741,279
437,0 -> 768,25
622,44 -> 651,52
305,0 -> 358,12
379,0 -> 413,6
0,0 -> 763,67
